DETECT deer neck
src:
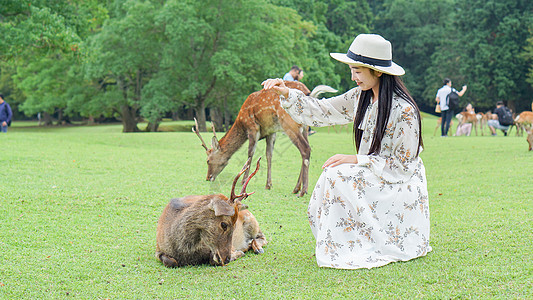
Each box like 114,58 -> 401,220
217,122 -> 248,158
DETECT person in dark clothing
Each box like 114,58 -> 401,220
488,101 -> 512,136
0,94 -> 13,133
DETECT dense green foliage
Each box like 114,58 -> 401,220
1,0 -> 533,131
1,118 -> 531,298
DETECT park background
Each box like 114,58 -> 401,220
1,0 -> 532,299
1,0 -> 533,132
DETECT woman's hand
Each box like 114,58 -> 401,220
322,154 -> 358,169
261,78 -> 289,98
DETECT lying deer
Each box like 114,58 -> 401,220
193,81 -> 336,197
155,159 -> 267,267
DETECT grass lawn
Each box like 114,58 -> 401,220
1,116 -> 531,299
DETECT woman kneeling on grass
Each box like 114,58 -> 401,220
262,34 -> 431,269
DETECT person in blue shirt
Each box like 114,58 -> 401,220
283,65 -> 302,81
0,94 -> 13,133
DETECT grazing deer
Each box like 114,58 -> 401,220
512,111 -> 533,137
455,111 -> 483,136
193,81 -> 336,197
155,159 -> 267,267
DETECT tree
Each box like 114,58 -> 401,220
449,0 -> 533,112
374,0 -> 455,110
1,1 -> 108,123
85,0 -> 163,132
143,0 -> 313,132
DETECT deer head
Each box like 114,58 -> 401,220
208,157 -> 261,265
193,118 -> 230,181
156,158 -> 261,267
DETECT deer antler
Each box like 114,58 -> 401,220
240,158 -> 261,195
229,158 -> 261,203
211,122 -> 218,141
192,118 -> 209,151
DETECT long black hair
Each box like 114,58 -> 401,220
353,72 -> 423,156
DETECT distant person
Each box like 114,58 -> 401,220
435,78 -> 467,137
283,65 -> 302,81
296,70 -> 304,81
283,66 -> 315,135
488,101 -> 513,136
0,94 -> 13,133
455,103 -> 475,136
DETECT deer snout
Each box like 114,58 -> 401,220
212,251 -> 230,266
206,174 -> 216,181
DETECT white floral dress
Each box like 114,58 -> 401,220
280,87 -> 431,269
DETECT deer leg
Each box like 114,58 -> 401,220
251,232 -> 267,254
289,129 -> 310,197
265,133 -> 276,190
250,239 -> 264,254
243,132 -> 259,185
230,250 -> 245,262
156,252 -> 179,268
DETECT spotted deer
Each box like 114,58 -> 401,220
193,81 -> 336,197
155,159 -> 266,267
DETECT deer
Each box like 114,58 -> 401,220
155,159 -> 267,267
433,117 -> 454,136
477,112 -> 490,134
193,80 -> 337,197
455,111 -> 483,136
512,111 -> 533,137
527,127 -> 533,151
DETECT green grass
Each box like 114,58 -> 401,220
1,117 -> 531,299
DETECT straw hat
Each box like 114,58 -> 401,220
330,34 -> 405,76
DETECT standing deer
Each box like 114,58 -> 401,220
526,127 -> 533,151
512,111 -> 533,136
455,111 -> 483,136
155,159 -> 267,267
193,81 -> 336,197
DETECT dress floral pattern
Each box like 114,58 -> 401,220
280,87 -> 431,269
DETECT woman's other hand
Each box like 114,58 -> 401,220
261,78 -> 289,98
322,154 -> 358,169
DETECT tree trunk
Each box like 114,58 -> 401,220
194,99 -> 207,132
223,96 -> 231,131
171,111 -> 180,121
40,112 -> 53,126
210,107 -> 224,132
145,119 -> 161,132
121,105 -> 140,132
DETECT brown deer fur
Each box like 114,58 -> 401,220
527,127 -> 533,151
433,117 -> 454,136
155,160 -> 266,267
194,81 -> 317,197
513,111 -> 533,137
455,111 -> 483,136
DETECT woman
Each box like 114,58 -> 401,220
262,34 -> 431,269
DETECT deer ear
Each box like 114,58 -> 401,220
211,136 -> 220,150
209,198 -> 235,217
